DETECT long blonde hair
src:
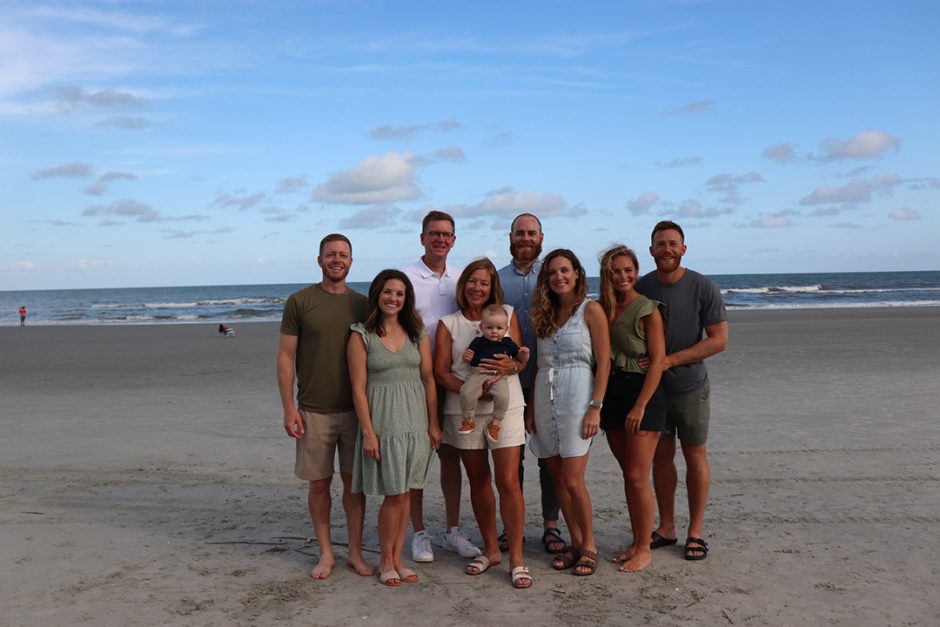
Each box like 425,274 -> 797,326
598,245 -> 640,324
531,249 -> 588,338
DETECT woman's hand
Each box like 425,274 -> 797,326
479,354 -> 515,378
428,425 -> 442,450
581,407 -> 601,439
362,432 -> 381,461
525,403 -> 536,434
625,403 -> 645,435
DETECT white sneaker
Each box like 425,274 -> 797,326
442,526 -> 481,558
411,530 -> 434,562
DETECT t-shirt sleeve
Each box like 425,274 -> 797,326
279,294 -> 300,336
467,336 -> 484,352
500,337 -> 520,358
700,278 -> 727,327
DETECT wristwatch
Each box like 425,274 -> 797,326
589,399 -> 603,409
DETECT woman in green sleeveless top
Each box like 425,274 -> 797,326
598,245 -> 667,573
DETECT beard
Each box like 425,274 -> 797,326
510,240 -> 542,263
654,254 -> 681,273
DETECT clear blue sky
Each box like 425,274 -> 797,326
3,0 -> 938,290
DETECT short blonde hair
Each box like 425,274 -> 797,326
481,303 -> 508,324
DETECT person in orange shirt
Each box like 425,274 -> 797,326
19,306 -> 26,326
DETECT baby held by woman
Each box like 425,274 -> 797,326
458,304 -> 529,443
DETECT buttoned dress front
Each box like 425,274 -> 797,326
529,300 -> 596,459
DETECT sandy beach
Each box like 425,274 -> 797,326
2,308 -> 939,626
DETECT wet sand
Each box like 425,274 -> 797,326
1,308 -> 939,625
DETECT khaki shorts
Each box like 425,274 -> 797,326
442,405 -> 526,450
294,409 -> 358,482
662,382 -> 710,445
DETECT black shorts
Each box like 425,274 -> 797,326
600,369 -> 666,432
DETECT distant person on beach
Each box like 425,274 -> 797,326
402,210 -> 481,563
458,304 -> 529,440
598,245 -> 667,573
218,323 -> 234,336
498,213 -> 567,556
277,233 -> 374,580
635,221 -> 727,562
434,258 -> 532,588
347,269 -> 441,586
19,306 -> 26,326
527,249 -> 611,577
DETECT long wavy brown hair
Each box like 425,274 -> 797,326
598,245 -> 640,324
531,248 -> 588,338
455,258 -> 504,312
363,269 -> 424,342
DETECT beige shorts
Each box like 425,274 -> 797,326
294,409 -> 358,482
442,405 -> 525,450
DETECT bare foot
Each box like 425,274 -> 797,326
309,557 -> 337,580
346,555 -> 375,577
618,550 -> 652,573
611,545 -> 636,563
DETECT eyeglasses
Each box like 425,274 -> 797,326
425,230 -> 455,240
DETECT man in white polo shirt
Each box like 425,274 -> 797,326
402,210 -> 481,562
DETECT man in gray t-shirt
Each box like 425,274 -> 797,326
635,220 -> 728,562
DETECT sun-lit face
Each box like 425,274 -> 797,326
509,215 -> 543,263
379,279 -> 406,316
317,240 -> 352,281
546,255 -> 578,296
650,229 -> 686,274
464,268 -> 492,308
420,219 -> 456,261
480,312 -> 508,341
610,254 -> 637,296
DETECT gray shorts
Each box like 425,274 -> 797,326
662,382 -> 710,445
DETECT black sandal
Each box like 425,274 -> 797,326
541,527 -> 567,554
573,550 -> 598,576
684,537 -> 709,561
551,547 -> 580,570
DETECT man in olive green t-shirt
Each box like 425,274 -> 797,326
277,233 -> 373,580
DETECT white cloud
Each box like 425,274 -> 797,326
627,191 -> 659,215
82,199 -> 162,222
276,177 -> 308,194
161,227 -> 232,239
888,207 -> 921,221
674,200 -> 735,219
314,151 -> 421,205
31,6 -> 202,37
4,260 -> 39,271
762,143 -> 797,164
470,188 -> 567,218
705,171 -> 764,205
52,85 -> 147,110
369,121 -> 461,140
799,175 -> 901,205
339,206 -> 403,229
663,99 -> 714,115
83,170 -> 137,196
95,116 -> 154,129
819,130 -> 900,160
434,147 -> 466,162
211,192 -> 266,210
657,156 -> 702,168
33,161 -> 94,179
744,216 -> 793,229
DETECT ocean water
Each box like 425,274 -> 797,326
2,271 -> 938,326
